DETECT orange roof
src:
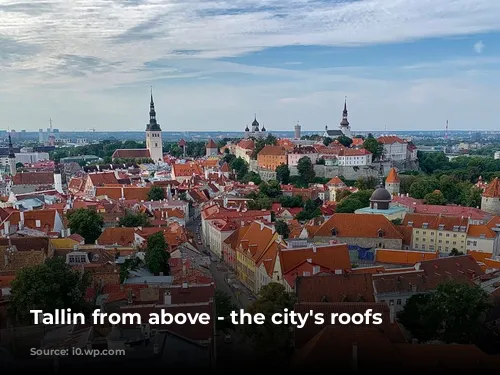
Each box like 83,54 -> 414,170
483,177 -> 500,198
377,135 -> 405,144
172,163 -> 203,177
236,222 -> 277,263
467,224 -> 496,239
385,167 -> 400,183
280,243 -> 351,275
375,249 -> 438,265
326,176 -> 346,187
258,145 -> 286,156
206,139 -> 218,148
314,213 -> 403,239
97,227 -> 135,246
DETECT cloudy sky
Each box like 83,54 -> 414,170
1,0 -> 499,132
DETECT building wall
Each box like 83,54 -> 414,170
466,236 -> 495,254
257,153 -> 287,171
412,228 -> 467,253
381,143 -> 407,161
146,130 -> 163,163
337,154 -> 372,166
481,197 -> 500,215
287,153 -> 319,167
314,236 -> 402,250
235,146 -> 252,164
236,251 -> 256,293
386,182 -> 400,195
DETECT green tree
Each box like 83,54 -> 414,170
424,190 -> 446,205
280,195 -> 303,208
460,185 -> 482,208
355,176 -> 378,190
222,153 -> 236,164
275,163 -> 291,184
230,157 -> 249,180
362,138 -> 384,160
145,232 -> 170,275
9,258 -> 91,323
275,220 -> 290,239
297,156 -> 315,183
391,218 -> 403,225
295,199 -> 321,221
147,185 -> 165,201
245,283 -> 296,357
119,212 -> 150,227
450,248 -> 464,256
119,255 -> 143,283
335,189 -> 352,202
215,289 -> 237,333
409,177 -> 439,199
259,180 -> 282,199
67,208 -> 104,244
336,135 -> 353,147
241,171 -> 262,184
398,281 -> 491,344
323,137 -> 333,146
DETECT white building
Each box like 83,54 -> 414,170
377,135 -> 408,161
336,148 -> 372,166
244,116 -> 267,139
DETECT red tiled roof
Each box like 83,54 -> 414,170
314,214 -> 403,239
296,273 -> 375,302
112,149 -> 150,159
12,172 -> 54,185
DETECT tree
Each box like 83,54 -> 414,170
147,185 -> 165,201
362,138 -> 384,160
335,189 -> 352,202
295,199 -> 321,221
259,180 -> 282,199
230,157 -> 249,180
119,211 -> 150,227
280,195 -> 303,208
215,289 -> 237,333
355,176 -> 377,190
245,283 -> 296,357
275,220 -> 290,239
323,137 -> 333,146
391,218 -> 403,225
398,281 -> 491,344
409,177 -> 439,199
241,171 -> 262,185
145,232 -> 170,275
275,163 -> 290,184
450,248 -> 464,256
335,198 -> 365,213
336,135 -> 353,147
424,191 -> 446,205
222,153 -> 236,164
9,257 -> 91,324
297,156 -> 315,183
119,255 -> 143,283
67,208 -> 104,244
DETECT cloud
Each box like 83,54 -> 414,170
1,0 -> 500,85
474,40 -> 485,53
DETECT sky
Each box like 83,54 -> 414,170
1,0 -> 500,133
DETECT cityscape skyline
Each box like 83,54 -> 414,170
1,0 -> 500,131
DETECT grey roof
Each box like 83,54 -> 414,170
325,130 -> 344,137
370,187 -> 392,202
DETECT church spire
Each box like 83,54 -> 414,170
146,86 -> 161,131
340,96 -> 349,127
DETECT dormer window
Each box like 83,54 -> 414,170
377,229 -> 384,238
438,224 -> 444,230
408,221 -> 413,227
331,228 -> 338,236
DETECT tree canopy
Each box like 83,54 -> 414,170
230,157 -> 249,180
275,220 -> 290,238
214,289 -> 237,333
297,156 -> 316,184
67,208 -> 104,244
362,138 -> 384,160
275,163 -> 291,184
244,283 -> 296,357
398,281 -> 491,344
9,257 -> 91,323
147,185 -> 165,201
118,211 -> 150,227
145,232 -> 170,275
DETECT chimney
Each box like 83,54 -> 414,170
351,342 -> 358,372
389,303 -> 395,324
121,186 -> 124,199
164,291 -> 172,305
312,244 -> 317,253
67,228 -> 71,236
182,282 -> 188,289
20,211 -> 24,226
3,220 -> 10,235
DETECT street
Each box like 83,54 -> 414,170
187,216 -> 257,368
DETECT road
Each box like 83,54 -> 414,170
187,216 -> 257,368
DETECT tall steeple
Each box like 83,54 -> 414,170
8,135 -> 16,176
340,97 -> 349,127
145,86 -> 164,163
146,86 -> 161,131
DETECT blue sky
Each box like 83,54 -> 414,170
1,0 -> 500,132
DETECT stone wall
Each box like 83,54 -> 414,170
314,236 -> 403,250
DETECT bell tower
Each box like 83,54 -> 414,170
145,87 -> 163,163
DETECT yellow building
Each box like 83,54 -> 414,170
235,221 -> 277,293
403,213 -> 469,254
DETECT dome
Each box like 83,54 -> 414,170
252,118 -> 259,127
370,186 -> 392,202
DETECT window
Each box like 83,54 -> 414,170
396,299 -> 402,305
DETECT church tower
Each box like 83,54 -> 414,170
8,135 -> 16,176
385,167 -> 400,196
339,97 -> 352,138
145,87 -> 163,164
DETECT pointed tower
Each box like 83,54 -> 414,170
8,135 -> 16,176
385,167 -> 400,196
145,87 -> 164,164
251,115 -> 260,133
339,97 -> 352,138
481,177 -> 500,215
